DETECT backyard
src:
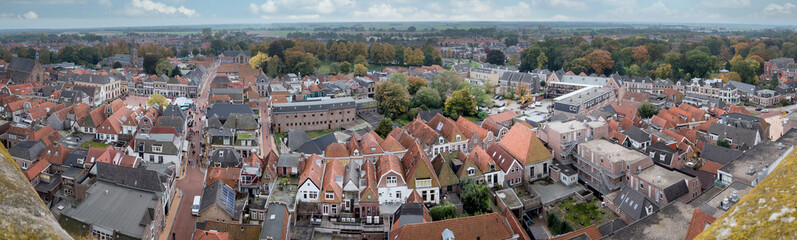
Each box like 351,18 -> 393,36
306,128 -> 338,139
80,141 -> 108,149
549,198 -> 617,228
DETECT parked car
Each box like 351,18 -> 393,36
755,108 -> 763,111
762,109 -> 770,113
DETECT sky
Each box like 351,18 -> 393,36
0,0 -> 796,29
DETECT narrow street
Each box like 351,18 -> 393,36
167,61 -> 217,240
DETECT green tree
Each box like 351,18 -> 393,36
410,87 -> 442,110
147,93 -> 169,109
536,51 -> 548,70
404,48 -> 424,66
143,54 -> 163,75
653,63 -> 673,79
354,55 -> 368,66
353,64 -> 368,76
520,46 -> 543,72
430,71 -> 463,98
407,76 -> 428,95
328,62 -> 340,75
445,88 -> 477,119
628,64 -> 641,78
685,49 -> 719,78
632,45 -> 650,65
375,118 -> 394,138
375,81 -> 410,118
460,179 -> 490,215
638,102 -> 659,118
717,139 -> 731,148
486,50 -> 505,65
155,59 -> 174,76
430,202 -> 457,221
458,82 -> 490,107
339,61 -> 352,75
563,57 -> 590,74
112,62 -> 122,69
390,73 -> 408,88
284,50 -> 319,75
730,56 -> 759,84
209,39 -> 229,55
266,56 -> 285,77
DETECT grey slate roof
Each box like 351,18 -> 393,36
222,50 -> 250,57
726,81 -> 757,95
161,105 -> 185,119
277,154 -> 300,168
700,143 -> 743,165
271,97 -> 356,114
199,180 -> 238,219
646,141 -> 677,167
97,162 -> 165,193
286,129 -> 311,151
260,203 -> 288,240
707,122 -> 758,149
603,201 -> 692,240
9,140 -> 47,161
612,186 -> 659,222
62,181 -> 159,238
9,57 -> 36,72
207,103 -> 255,120
63,148 -> 88,168
418,109 -> 443,123
156,117 -> 184,133
295,133 -> 338,155
221,113 -> 258,130
209,149 -> 241,168
662,180 -> 689,202
624,126 -> 651,143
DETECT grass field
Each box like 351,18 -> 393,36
307,128 -> 338,139
80,141 -> 108,149
274,133 -> 286,147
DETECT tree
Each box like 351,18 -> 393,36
430,202 -> 457,221
143,54 -> 164,75
353,64 -> 368,76
375,118 -> 394,138
112,62 -> 122,69
407,76 -> 428,95
638,102 -> 659,118
730,56 -> 759,84
780,99 -> 791,106
266,56 -> 285,77
430,71 -> 463,98
459,82 -> 490,106
504,35 -> 519,47
653,63 -> 673,79
390,73 -> 408,88
627,64 -> 641,78
460,179 -> 490,215
445,88 -> 477,119
718,72 -> 742,83
339,61 -> 352,75
268,40 -> 286,59
147,93 -> 169,108
587,49 -> 614,75
375,81 -> 409,118
284,50 -> 319,75
563,57 -> 590,74
632,45 -> 650,65
507,54 -> 520,66
685,49 -> 719,78
209,39 -> 229,55
327,62 -> 341,75
717,139 -> 731,148
249,52 -> 270,70
410,87 -> 442,110
519,46 -> 543,72
404,48 -> 424,66
486,50 -> 505,65
353,55 -> 368,66
155,59 -> 174,76
536,51 -> 548,70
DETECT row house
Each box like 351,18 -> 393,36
469,146 -> 503,188
546,71 -> 623,98
97,105 -> 140,142
681,78 -> 740,104
574,139 -> 654,195
297,155 -> 323,203
762,57 -> 795,83
431,153 -> 462,194
426,114 -> 471,157
67,74 -> 124,104
132,132 -> 183,170
376,154 -> 409,204
320,159 -> 344,217
207,112 -> 259,158
536,119 -> 609,162
400,143 -> 441,204
455,116 -> 496,152
496,70 -> 547,96
498,123 -> 553,183
628,164 -> 702,205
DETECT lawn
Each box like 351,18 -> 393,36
465,116 -> 481,123
470,61 -> 483,68
274,133 -> 286,147
80,141 -> 108,149
317,60 -> 333,74
306,128 -> 338,139
553,198 -> 616,227
367,64 -> 386,71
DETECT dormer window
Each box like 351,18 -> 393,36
456,135 -> 461,141
439,137 -> 444,144
353,149 -> 359,156
467,167 -> 475,176
371,147 -> 376,152
325,192 -> 334,200
152,145 -> 162,153
660,155 -> 666,161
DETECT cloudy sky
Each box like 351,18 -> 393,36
1,0 -> 795,29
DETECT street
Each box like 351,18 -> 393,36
167,61 -> 217,240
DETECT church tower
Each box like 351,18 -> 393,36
130,41 -> 139,68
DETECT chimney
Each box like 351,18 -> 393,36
778,142 -> 783,150
748,164 -> 755,175
720,197 -> 730,210
105,190 -> 109,195
730,190 -> 739,202
656,176 -> 662,183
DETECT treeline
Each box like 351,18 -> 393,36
520,33 -> 797,88
0,32 -> 103,43
246,38 -> 443,77
1,40 -> 183,68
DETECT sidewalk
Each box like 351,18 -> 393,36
159,189 -> 183,240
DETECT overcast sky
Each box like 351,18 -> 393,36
1,0 -> 795,29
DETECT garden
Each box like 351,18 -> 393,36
547,198 -> 617,232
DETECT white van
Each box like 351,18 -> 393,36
192,196 -> 201,216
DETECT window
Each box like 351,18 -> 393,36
640,183 -> 644,189
467,168 -> 476,176
396,191 -> 401,199
660,155 -> 666,161
387,176 -> 397,186
325,192 -> 334,200
371,147 -> 376,152
456,135 -> 461,141
309,192 -> 317,199
152,145 -> 162,153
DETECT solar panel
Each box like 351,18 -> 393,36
221,186 -> 235,214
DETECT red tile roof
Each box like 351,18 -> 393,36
206,167 -> 242,190
485,110 -> 517,124
193,230 -> 232,240
321,159 -> 344,203
404,118 -> 439,146
699,160 -> 724,174
28,125 -> 61,147
299,155 -> 323,188
24,160 -> 50,181
38,144 -> 71,166
686,208 -> 716,240
469,146 -> 495,173
380,135 -> 405,152
456,116 -> 489,139
551,225 -> 603,240
390,212 -> 518,240
324,143 -> 349,158
498,123 -> 552,164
